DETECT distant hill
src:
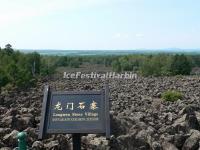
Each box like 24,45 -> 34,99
19,49 -> 200,56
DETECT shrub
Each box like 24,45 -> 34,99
162,90 -> 183,102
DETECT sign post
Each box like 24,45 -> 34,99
38,83 -> 110,149
72,133 -> 81,150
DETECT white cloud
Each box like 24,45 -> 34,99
113,33 -> 121,38
135,33 -> 144,38
113,33 -> 129,39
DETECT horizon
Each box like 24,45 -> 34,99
0,0 -> 200,50
18,48 -> 200,56
18,48 -> 200,51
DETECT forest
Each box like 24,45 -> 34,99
0,44 -> 200,90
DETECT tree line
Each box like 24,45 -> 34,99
54,54 -> 195,76
0,44 -> 199,90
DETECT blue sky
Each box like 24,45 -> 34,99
0,0 -> 199,50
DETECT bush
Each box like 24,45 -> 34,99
162,90 -> 183,102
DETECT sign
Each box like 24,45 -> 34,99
38,84 -> 110,139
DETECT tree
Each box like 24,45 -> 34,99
112,60 -> 121,72
0,68 -> 9,88
27,52 -> 41,76
170,54 -> 192,75
69,58 -> 81,68
4,44 -> 14,55
139,54 -> 172,76
119,56 -> 133,71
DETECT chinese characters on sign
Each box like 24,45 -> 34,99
52,100 -> 100,122
54,101 -> 98,111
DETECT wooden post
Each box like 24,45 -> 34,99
72,134 -> 81,150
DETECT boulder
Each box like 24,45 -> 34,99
88,137 -> 110,150
116,133 -> 150,150
0,116 -> 13,128
0,128 -> 12,139
44,140 -> 59,150
173,133 -> 188,148
182,130 -> 200,150
32,141 -> 45,150
161,141 -> 178,150
152,141 -> 162,150
3,130 -> 19,147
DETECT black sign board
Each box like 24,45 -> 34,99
38,84 -> 110,140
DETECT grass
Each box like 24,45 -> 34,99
162,90 -> 183,102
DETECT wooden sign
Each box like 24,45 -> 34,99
38,84 -> 110,139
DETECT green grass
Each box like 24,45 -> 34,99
162,90 -> 183,102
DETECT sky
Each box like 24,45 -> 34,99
0,0 -> 200,50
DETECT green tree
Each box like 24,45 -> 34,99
26,52 -> 41,76
4,44 -> 14,55
69,57 -> 81,68
170,54 -> 192,75
139,54 -> 172,76
0,68 -> 9,87
119,56 -> 133,71
112,60 -> 121,72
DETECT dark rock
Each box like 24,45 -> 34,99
173,133 -> 188,148
0,141 -> 5,148
182,130 -> 200,150
185,113 -> 200,130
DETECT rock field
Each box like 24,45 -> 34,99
0,76 -> 200,150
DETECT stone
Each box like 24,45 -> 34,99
89,137 -> 110,150
173,133 -> 188,149
0,128 -> 11,138
179,105 -> 200,115
0,147 -> 12,150
0,116 -> 13,128
185,113 -> 200,130
32,141 -> 45,150
182,130 -> 200,150
3,130 -> 19,147
152,141 -> 162,150
172,114 -> 188,133
44,140 -> 59,149
161,141 -> 178,150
